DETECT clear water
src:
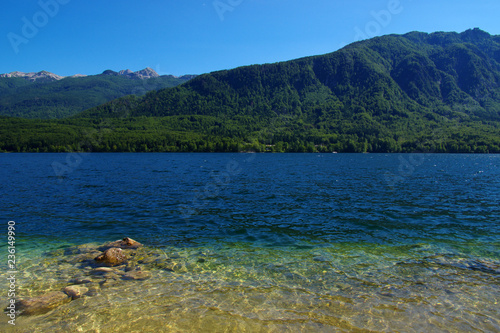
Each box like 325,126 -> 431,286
0,153 -> 499,332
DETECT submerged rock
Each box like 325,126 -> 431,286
422,255 -> 500,275
92,267 -> 115,274
138,253 -> 162,264
85,284 -> 101,297
94,248 -> 127,266
100,278 -> 120,288
469,259 -> 500,274
101,272 -> 122,280
8,237 -> 162,317
68,277 -> 93,285
63,243 -> 100,255
63,285 -> 89,300
16,291 -> 71,315
122,269 -> 152,281
68,251 -> 103,264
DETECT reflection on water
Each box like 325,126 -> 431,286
1,240 -> 499,332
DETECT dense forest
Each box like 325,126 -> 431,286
0,72 -> 192,119
1,29 -> 499,153
1,110 -> 498,153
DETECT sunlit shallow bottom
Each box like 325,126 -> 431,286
1,240 -> 499,333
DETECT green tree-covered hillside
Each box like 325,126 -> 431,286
1,29 -> 499,153
0,73 -> 193,119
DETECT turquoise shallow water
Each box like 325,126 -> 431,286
1,153 -> 499,332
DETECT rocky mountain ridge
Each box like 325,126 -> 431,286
0,70 -> 68,83
0,68 -> 197,118
0,68 -> 196,83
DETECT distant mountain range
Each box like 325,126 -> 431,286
0,68 -> 196,83
0,70 -> 69,82
1,28 -> 499,153
0,68 -> 196,118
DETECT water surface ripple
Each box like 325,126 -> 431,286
0,153 -> 499,332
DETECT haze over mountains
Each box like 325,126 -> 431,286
1,28 -> 499,153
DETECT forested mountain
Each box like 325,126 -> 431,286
0,69 -> 195,119
83,29 -> 500,119
1,29 -> 499,153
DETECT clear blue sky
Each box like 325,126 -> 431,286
1,0 -> 499,77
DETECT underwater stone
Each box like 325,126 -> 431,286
100,279 -> 119,288
154,262 -> 176,272
138,254 -> 160,264
124,265 -> 136,272
16,291 -> 71,316
64,243 -> 99,255
122,269 -> 152,281
63,285 -> 89,300
102,272 -> 122,280
68,277 -> 93,285
92,267 -> 115,273
68,251 -> 103,264
470,259 -> 500,274
94,248 -> 127,266
85,284 -> 100,296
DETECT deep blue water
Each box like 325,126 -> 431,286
1,153 -> 500,331
1,153 -> 499,254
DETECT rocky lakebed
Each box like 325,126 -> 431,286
1,237 -> 499,332
11,238 -> 158,316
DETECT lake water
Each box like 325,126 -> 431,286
1,153 -> 499,332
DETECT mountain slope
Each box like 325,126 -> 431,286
1,29 -> 499,153
0,69 -> 196,119
81,28 -> 499,124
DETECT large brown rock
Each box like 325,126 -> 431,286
16,291 -> 71,315
94,248 -> 126,266
99,237 -> 142,251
